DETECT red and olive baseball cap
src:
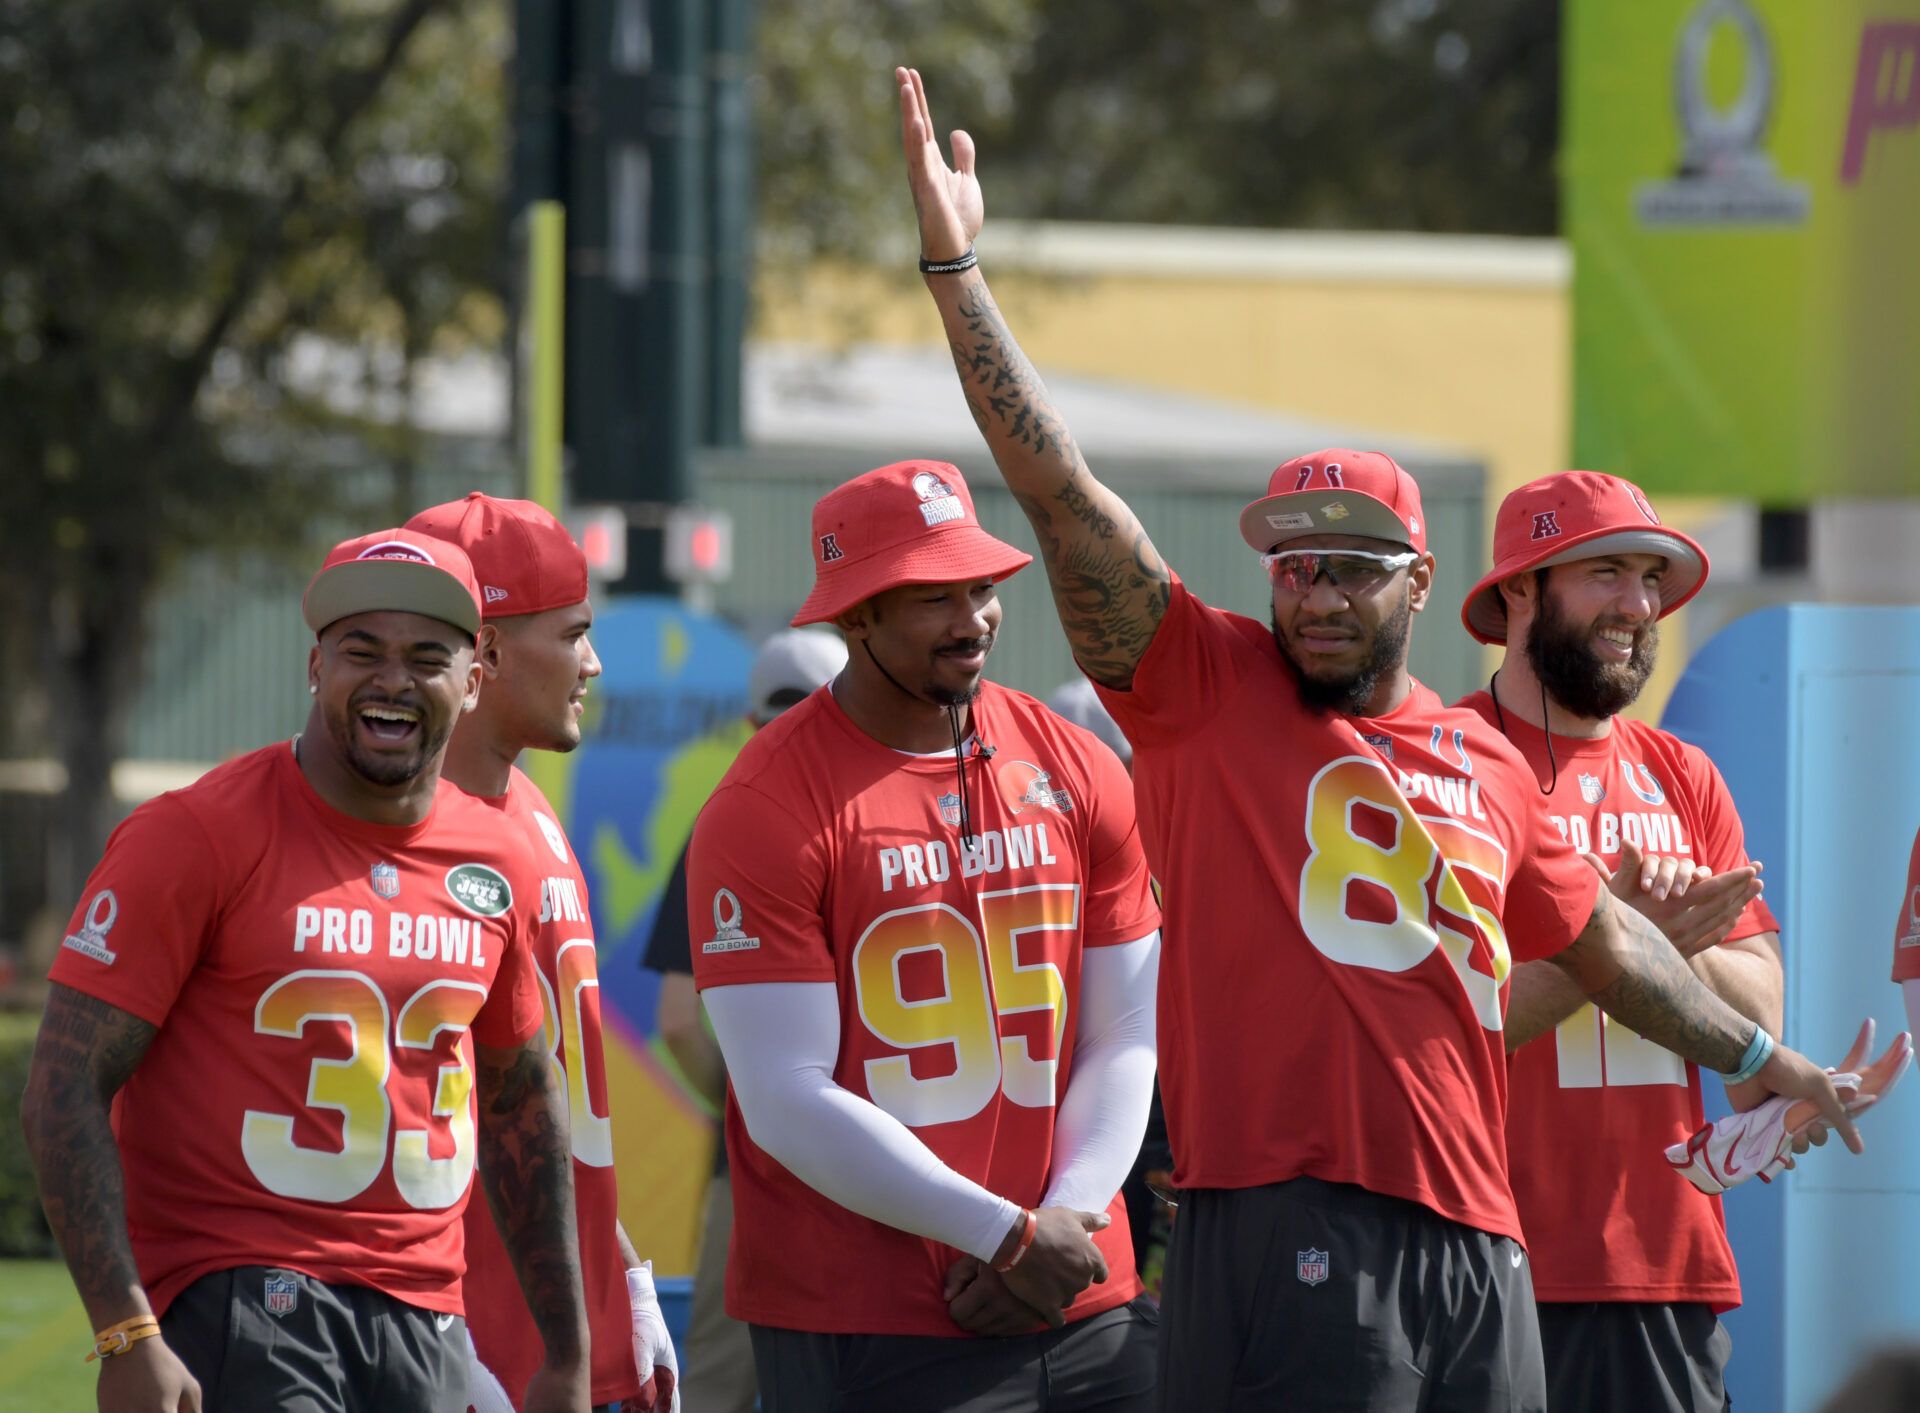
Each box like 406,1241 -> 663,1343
405,492 -> 589,620
791,460 -> 1032,627
1461,471 -> 1709,645
302,528 -> 484,636
1237,449 -> 1428,556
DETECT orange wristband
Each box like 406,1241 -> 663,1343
993,1209 -> 1038,1273
86,1315 -> 160,1363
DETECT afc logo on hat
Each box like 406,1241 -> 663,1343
1531,511 -> 1563,540
820,533 -> 844,562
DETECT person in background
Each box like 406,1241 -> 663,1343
644,627 -> 849,1413
405,492 -> 677,1413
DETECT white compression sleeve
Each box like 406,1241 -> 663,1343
703,981 -> 1023,1262
1042,931 -> 1161,1214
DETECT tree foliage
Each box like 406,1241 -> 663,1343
0,0 -> 509,905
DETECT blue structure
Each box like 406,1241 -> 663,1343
1662,605 -> 1920,1412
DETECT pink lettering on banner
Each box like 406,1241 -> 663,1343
1841,22 -> 1920,184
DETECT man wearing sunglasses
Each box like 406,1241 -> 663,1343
896,63 -> 1857,1412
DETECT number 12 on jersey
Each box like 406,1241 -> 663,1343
852,883 -> 1079,1128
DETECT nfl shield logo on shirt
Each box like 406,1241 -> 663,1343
263,1272 -> 299,1318
937,792 -> 963,827
370,862 -> 400,900
1578,773 -> 1606,805
1297,1248 -> 1329,1286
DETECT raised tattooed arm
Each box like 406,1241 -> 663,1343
898,66 -> 1170,689
1548,889 -> 1860,1149
473,1039 -> 589,1386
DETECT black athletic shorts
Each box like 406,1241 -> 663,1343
1158,1177 -> 1545,1412
750,1294 -> 1157,1412
160,1265 -> 468,1413
1537,1301 -> 1731,1412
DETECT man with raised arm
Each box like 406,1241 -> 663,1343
895,65 -> 1857,1412
687,460 -> 1163,1411
21,529 -> 590,1413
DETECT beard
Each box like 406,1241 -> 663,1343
922,634 -> 994,706
1526,589 -> 1658,719
1272,590 -> 1412,717
328,695 -> 451,787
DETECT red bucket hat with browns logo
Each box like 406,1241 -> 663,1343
1461,471 -> 1708,645
791,461 -> 1032,627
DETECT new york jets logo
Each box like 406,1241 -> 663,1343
445,862 -> 513,918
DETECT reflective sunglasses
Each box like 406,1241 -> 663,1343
1260,548 -> 1419,596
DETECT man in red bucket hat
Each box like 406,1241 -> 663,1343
895,64 -> 1861,1412
687,460 -> 1165,1410
1458,472 -> 1781,1411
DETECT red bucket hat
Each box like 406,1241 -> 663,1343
1237,449 -> 1428,555
303,528 -> 484,637
405,492 -> 589,620
1461,471 -> 1709,645
791,461 -> 1032,627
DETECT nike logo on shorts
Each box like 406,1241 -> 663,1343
435,1314 -> 456,1332
1509,1247 -> 1524,1267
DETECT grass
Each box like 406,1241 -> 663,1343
0,1259 -> 92,1411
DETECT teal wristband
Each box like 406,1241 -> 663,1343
1723,1026 -> 1775,1085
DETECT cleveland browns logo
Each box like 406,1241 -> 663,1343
999,760 -> 1073,815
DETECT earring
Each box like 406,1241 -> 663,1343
309,683 -> 318,696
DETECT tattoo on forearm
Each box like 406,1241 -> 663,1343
23,986 -> 157,1321
1585,899 -> 1751,1072
941,278 -> 1169,685
476,1043 -> 584,1361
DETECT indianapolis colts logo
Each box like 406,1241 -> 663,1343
1621,762 -> 1666,805
1430,725 -> 1473,775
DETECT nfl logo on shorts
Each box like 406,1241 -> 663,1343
1578,773 -> 1606,805
370,862 -> 400,900
1297,1248 -> 1329,1286
263,1272 -> 299,1317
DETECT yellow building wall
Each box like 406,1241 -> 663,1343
757,223 -> 1706,720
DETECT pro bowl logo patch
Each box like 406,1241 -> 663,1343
263,1271 -> 299,1317
1296,1248 -> 1329,1286
937,791 -> 963,827
911,470 -> 965,528
702,888 -> 761,954
354,539 -> 435,564
370,862 -> 400,900
61,890 -> 120,965
445,862 -> 513,918
999,760 -> 1072,815
1578,773 -> 1606,805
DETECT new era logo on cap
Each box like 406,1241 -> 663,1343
483,585 -> 509,604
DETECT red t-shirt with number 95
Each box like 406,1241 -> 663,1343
47,743 -> 545,1318
690,682 -> 1160,1336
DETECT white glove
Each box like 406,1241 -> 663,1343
627,1261 -> 681,1413
1666,1020 -> 1911,1195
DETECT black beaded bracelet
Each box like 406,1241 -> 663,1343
919,247 -> 979,275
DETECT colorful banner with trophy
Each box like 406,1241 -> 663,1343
1568,0 -> 1920,498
